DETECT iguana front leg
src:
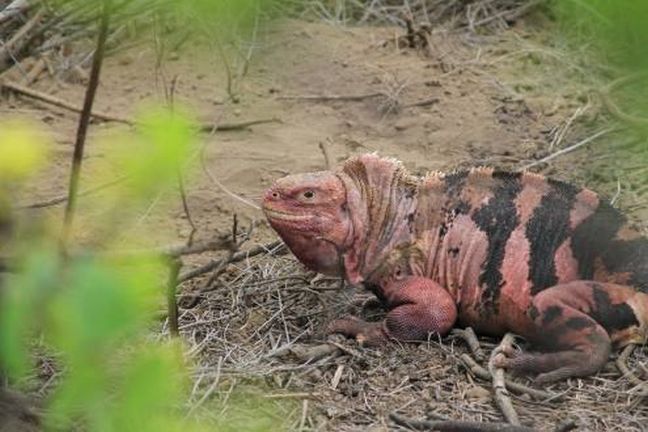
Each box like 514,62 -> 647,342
327,276 -> 457,345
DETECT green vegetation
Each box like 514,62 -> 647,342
0,109 -> 290,430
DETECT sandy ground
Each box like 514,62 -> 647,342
2,17 -> 647,432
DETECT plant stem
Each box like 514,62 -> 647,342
61,0 -> 112,247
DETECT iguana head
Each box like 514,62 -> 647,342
263,170 -> 353,275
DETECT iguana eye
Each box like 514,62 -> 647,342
303,190 -> 315,199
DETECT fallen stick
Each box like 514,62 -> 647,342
199,117 -> 280,133
277,92 -> 383,101
18,176 -> 128,209
460,354 -> 558,401
263,392 -> 322,400
1,80 -> 132,124
1,80 -> 280,132
166,258 -> 181,337
389,413 -> 535,432
488,333 -> 520,425
450,327 -> 484,361
60,0 -> 112,248
403,97 -> 440,108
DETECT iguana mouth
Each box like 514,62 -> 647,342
263,208 -> 312,222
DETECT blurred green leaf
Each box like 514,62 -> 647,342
0,249 -> 60,380
554,0 -> 648,71
47,257 -> 162,359
0,119 -> 49,183
111,342 -> 187,432
103,107 -> 197,203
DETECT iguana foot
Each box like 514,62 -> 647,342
495,281 -> 628,383
328,277 -> 458,345
493,347 -> 610,383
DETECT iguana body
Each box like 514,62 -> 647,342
262,154 -> 648,382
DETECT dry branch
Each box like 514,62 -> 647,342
18,176 -> 127,209
389,412 -> 535,432
450,327 -> 484,361
166,258 -> 181,337
199,117 -> 280,133
403,97 -> 440,108
277,92 -> 383,101
1,80 -> 132,123
61,0 -> 112,247
1,80 -> 280,132
488,333 -> 521,425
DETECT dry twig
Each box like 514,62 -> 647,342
166,258 -> 181,337
1,81 -> 280,132
488,333 -> 521,425
389,412 -> 535,432
61,0 -> 112,247
450,327 -> 484,361
18,176 -> 127,209
277,92 -> 383,101
1,80 -> 132,123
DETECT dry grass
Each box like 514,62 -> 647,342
175,243 -> 648,431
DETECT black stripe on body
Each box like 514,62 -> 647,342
571,201 -> 648,292
472,172 -> 522,315
443,170 -> 469,199
526,179 -> 580,295
600,238 -> 648,293
571,201 -> 625,279
565,317 -> 594,330
541,305 -> 563,325
590,284 -> 640,332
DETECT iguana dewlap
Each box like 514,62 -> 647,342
262,153 -> 648,382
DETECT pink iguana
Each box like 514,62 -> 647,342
262,153 -> 648,382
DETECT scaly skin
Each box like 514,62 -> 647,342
262,153 -> 648,382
